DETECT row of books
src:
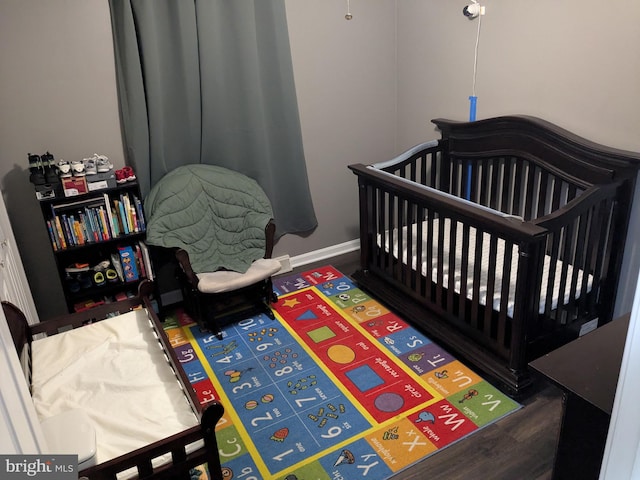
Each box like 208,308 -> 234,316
46,192 -> 146,250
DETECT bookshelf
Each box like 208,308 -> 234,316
38,182 -> 154,313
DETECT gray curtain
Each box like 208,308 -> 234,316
108,0 -> 317,236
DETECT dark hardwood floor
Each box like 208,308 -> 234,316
289,250 -> 563,480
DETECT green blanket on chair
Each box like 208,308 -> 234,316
144,164 -> 273,274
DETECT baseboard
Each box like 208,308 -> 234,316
289,239 -> 360,269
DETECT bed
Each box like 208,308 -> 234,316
348,115 -> 640,396
4,280 -> 224,480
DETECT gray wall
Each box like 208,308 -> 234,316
0,0 -> 639,318
393,0 -> 640,316
0,0 -> 127,316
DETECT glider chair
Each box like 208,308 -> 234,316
145,164 -> 281,338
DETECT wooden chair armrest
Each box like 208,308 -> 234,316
175,249 -> 200,287
265,219 -> 276,259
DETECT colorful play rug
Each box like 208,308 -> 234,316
163,266 -> 521,480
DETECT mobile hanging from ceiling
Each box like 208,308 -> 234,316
463,0 -> 485,200
464,0 -> 485,122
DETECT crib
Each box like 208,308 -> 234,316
5,280 -> 224,480
349,115 -> 640,395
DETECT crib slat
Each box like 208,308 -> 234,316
454,157 -> 463,196
576,207 -> 597,316
426,212 -> 435,303
551,178 -> 563,212
447,218 -> 458,313
525,162 -> 537,220
537,168 -> 549,218
431,153 -> 440,189
556,219 -> 575,325
489,158 -> 501,211
435,216 -> 446,307
501,160 -> 514,215
579,207 -> 597,315
470,227 -> 484,331
138,458 -> 154,478
512,161 -> 524,218
379,190 -> 388,272
458,223 -> 471,324
484,236 -> 499,339
567,212 -> 590,319
397,196 -> 405,284
479,159 -> 490,206
378,189 -> 386,272
544,231 -> 562,319
584,201 -> 610,314
403,200 -> 415,289
497,242 -> 514,350
416,206 -> 426,297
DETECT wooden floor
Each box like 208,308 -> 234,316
290,250 -> 563,480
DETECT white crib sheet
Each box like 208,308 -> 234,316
31,309 -> 199,467
379,218 -> 592,317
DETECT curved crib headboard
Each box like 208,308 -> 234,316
432,115 -> 640,186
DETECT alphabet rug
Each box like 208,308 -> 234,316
163,265 -> 521,479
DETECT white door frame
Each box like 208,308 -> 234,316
0,307 -> 46,453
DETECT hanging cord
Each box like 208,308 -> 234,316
466,4 -> 483,199
471,8 -> 482,97
345,0 -> 353,20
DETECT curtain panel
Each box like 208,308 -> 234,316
108,0 -> 317,236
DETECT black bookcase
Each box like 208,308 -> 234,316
38,182 -> 153,313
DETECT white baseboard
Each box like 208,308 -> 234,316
289,239 -> 360,269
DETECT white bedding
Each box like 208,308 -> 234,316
379,218 -> 592,317
31,309 -> 199,467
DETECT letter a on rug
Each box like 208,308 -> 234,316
163,265 -> 521,479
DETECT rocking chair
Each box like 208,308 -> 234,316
144,164 -> 281,338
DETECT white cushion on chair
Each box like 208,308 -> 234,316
196,258 -> 282,293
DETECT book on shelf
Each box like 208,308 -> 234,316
118,245 -> 139,283
53,216 -> 67,249
133,196 -> 146,231
46,220 -> 59,251
103,193 -> 115,236
122,194 -> 133,233
116,199 -> 130,235
134,244 -> 146,279
45,190 -> 146,250
137,240 -> 154,281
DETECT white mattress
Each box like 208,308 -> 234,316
31,309 -> 199,467
379,218 -> 592,317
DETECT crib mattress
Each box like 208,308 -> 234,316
30,309 -> 199,468
379,218 -> 592,317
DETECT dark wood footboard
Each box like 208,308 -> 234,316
78,401 -> 224,480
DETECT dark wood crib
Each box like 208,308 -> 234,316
349,115 -> 640,395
